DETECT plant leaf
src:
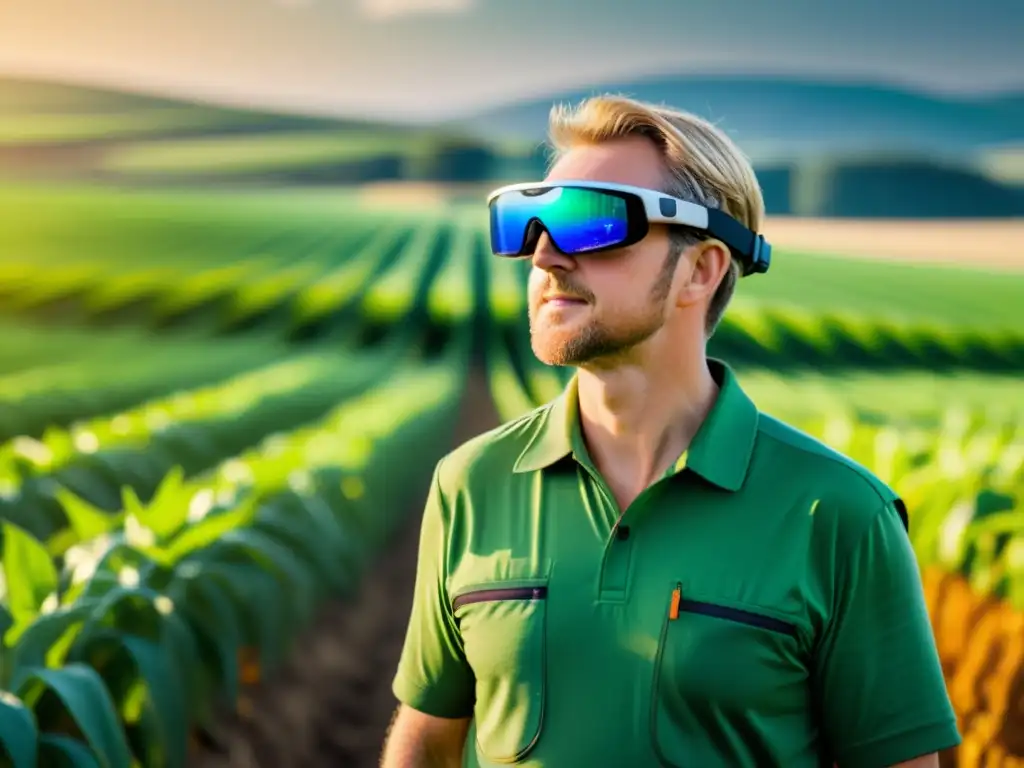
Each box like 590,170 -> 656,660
16,663 -> 133,768
120,635 -> 188,768
162,495 -> 259,564
70,586 -> 188,768
119,487 -> 147,527
166,574 -> 241,707
137,466 -> 189,540
71,629 -> 187,768
77,586 -> 165,645
7,601 -> 98,684
61,572 -> 121,610
0,603 -> 13,644
253,500 -> 340,593
203,562 -> 287,675
207,528 -> 318,627
53,487 -> 122,549
299,492 -> 360,580
0,691 -> 38,768
0,606 -> 13,688
159,600 -> 209,726
2,520 -> 58,626
38,734 -> 102,767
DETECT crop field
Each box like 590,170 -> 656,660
0,182 -> 1021,768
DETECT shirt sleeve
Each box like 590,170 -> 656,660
814,499 -> 961,767
391,458 -> 475,718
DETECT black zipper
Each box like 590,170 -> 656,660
452,586 -> 547,612
668,583 -> 796,637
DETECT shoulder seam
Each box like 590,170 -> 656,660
832,495 -> 907,609
757,424 -> 893,509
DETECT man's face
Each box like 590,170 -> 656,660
527,136 -> 684,368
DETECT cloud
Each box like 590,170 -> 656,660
357,0 -> 475,20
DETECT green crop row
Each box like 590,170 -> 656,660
0,325 -> 299,444
0,214 -> 462,337
2,186 -> 1024,371
99,132 -> 435,176
0,338 -> 410,545
709,301 -> 1024,371
0,333 -> 468,767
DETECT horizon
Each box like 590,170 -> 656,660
3,68 -> 1021,127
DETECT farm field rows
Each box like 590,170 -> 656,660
2,185 -> 1023,370
0,184 -> 1021,768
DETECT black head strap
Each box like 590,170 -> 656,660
703,208 -> 771,276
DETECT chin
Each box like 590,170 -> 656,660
530,329 -> 593,367
530,332 -> 569,367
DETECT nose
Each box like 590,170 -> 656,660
531,230 -> 576,273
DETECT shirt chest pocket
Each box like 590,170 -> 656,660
453,580 -> 549,763
651,582 -> 810,767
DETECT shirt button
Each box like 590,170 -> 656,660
616,526 -> 631,541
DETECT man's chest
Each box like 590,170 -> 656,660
445,473 -> 826,764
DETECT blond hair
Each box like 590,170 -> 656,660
546,95 -> 765,336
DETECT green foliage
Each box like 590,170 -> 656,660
0,328 -> 466,764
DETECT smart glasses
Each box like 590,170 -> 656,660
487,180 -> 771,276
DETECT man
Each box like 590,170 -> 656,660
381,95 -> 960,767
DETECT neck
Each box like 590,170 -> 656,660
575,339 -> 718,495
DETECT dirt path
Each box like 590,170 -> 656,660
761,217 -> 1024,271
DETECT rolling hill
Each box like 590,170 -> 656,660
0,75 -> 403,145
451,74 -> 1024,161
0,75 -> 477,185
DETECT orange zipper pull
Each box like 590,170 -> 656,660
669,584 -> 681,620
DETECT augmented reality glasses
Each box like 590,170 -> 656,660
487,180 -> 771,276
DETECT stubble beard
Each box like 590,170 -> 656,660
527,304 -> 662,366
529,254 -> 678,367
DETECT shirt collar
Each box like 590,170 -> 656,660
512,359 -> 759,492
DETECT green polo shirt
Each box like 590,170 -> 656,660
392,359 -> 960,767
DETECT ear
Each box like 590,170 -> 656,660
675,239 -> 731,308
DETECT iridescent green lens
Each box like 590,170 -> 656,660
490,186 -> 630,256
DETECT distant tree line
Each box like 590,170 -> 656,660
388,139 -> 1024,219
756,160 -> 1024,218
490,144 -> 1024,218
225,138 -> 1023,219
7,129 -> 1019,217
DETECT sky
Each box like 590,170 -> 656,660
0,0 -> 1022,121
